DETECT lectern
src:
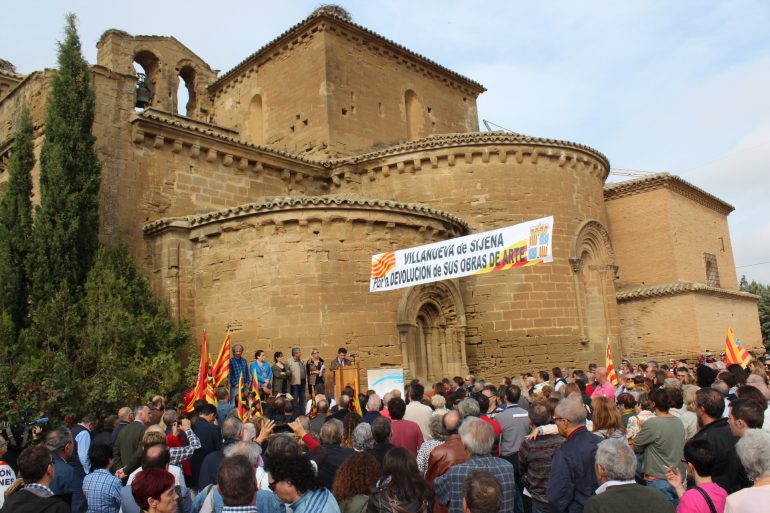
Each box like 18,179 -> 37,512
333,364 -> 360,402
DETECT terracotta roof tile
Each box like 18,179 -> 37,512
615,281 -> 758,302
333,131 -> 610,169
143,195 -> 469,235
604,172 -> 733,214
209,9 -> 484,93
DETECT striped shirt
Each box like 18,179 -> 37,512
518,434 -> 565,506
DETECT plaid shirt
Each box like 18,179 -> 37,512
222,507 -> 259,513
169,429 -> 201,466
229,356 -> 249,388
82,468 -> 122,513
24,483 -> 55,495
435,455 -> 515,513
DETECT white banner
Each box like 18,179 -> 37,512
370,216 -> 554,292
366,368 -> 405,399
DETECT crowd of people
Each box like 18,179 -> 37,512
2,348 -> 770,513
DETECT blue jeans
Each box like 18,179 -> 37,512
646,479 -> 679,508
290,383 -> 306,415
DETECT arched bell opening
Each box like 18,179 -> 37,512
133,50 -> 159,110
177,64 -> 197,116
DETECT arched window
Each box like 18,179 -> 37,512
404,89 -> 425,141
247,94 -> 264,145
177,65 -> 197,116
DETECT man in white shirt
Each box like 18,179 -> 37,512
404,383 -> 433,441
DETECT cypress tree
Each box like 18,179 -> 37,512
0,107 -> 35,333
29,13 -> 101,308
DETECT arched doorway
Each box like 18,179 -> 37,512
397,280 -> 467,383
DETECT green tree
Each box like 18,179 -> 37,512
0,107 -> 35,334
740,275 -> 770,351
0,14 -> 190,421
78,244 -> 189,416
29,13 -> 100,312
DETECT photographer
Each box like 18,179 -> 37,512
0,413 -> 45,471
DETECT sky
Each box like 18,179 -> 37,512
3,0 -> 770,283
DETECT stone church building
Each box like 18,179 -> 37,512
0,7 -> 761,383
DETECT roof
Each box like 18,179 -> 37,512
604,173 -> 734,215
134,109 -> 326,167
333,131 -> 610,170
615,281 -> 759,303
96,31 -> 217,74
209,8 -> 485,93
0,67 -> 24,80
142,195 -> 470,236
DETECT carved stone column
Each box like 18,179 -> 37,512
426,325 -> 438,382
570,257 -> 589,345
440,326 -> 449,378
397,323 -> 413,379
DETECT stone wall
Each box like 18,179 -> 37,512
323,22 -> 481,153
604,188 -> 678,286
210,29 -> 330,154
144,198 -> 468,386
0,71 -> 50,203
328,134 -> 621,377
605,180 -> 738,290
618,290 -> 762,359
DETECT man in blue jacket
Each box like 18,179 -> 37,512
546,398 -> 600,513
46,427 -> 86,513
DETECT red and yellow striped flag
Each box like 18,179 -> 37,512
605,339 -> 619,387
309,384 -> 318,419
237,374 -> 248,421
249,370 -> 263,418
724,326 -> 751,367
371,252 -> 396,279
211,332 -> 231,387
184,329 -> 217,412
352,371 -> 363,416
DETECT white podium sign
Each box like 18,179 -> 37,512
367,368 -> 405,399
